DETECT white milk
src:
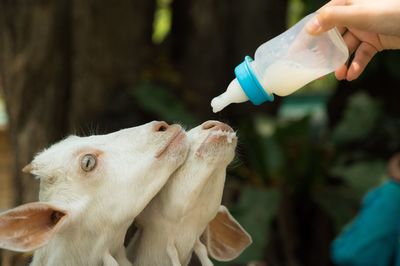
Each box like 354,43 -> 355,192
259,60 -> 329,96
210,60 -> 329,113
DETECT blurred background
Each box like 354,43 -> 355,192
1,0 -> 400,265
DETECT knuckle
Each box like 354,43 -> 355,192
344,0 -> 353,6
319,7 -> 334,24
360,44 -> 376,58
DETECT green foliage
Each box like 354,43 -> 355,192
229,91 -> 395,263
216,187 -> 281,265
332,92 -> 382,145
239,116 -> 283,183
317,92 -> 389,231
239,114 -> 327,188
315,160 -> 386,231
331,160 -> 386,196
130,81 -> 396,264
131,81 -> 198,128
313,186 -> 359,231
314,160 -> 386,232
152,0 -> 173,44
233,187 -> 281,263
287,0 -> 306,27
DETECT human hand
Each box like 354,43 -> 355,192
306,0 -> 400,81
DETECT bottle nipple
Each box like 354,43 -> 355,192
211,93 -> 230,113
211,79 -> 248,113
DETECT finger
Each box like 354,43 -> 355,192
308,0 -> 350,35
307,5 -> 371,35
342,30 -> 361,54
338,27 -> 347,35
335,64 -> 348,80
333,31 -> 359,80
317,0 -> 351,10
346,42 -> 377,81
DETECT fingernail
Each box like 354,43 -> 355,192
306,18 -> 321,34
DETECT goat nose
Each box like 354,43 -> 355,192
153,121 -> 170,132
201,120 -> 234,132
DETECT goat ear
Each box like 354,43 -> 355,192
22,163 -> 34,174
200,205 -> 252,261
0,202 -> 68,252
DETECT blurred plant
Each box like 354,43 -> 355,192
152,0 -> 173,44
130,81 -> 399,265
131,81 -> 198,128
229,187 -> 281,264
332,92 -> 382,145
218,91 -> 396,265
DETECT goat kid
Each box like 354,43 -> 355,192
128,120 -> 252,266
0,121 -> 189,266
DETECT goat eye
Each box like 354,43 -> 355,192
81,154 -> 97,172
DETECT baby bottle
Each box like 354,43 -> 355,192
211,13 -> 349,113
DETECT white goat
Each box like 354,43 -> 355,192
127,120 -> 252,266
0,121 -> 189,266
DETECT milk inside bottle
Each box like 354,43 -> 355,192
211,13 -> 349,113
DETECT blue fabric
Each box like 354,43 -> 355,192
331,180 -> 400,266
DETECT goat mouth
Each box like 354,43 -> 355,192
196,130 -> 237,156
156,129 -> 186,158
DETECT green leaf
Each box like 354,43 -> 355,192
238,120 -> 270,183
313,186 -> 360,232
131,81 -> 198,128
263,136 -> 285,179
152,0 -> 173,44
215,187 -> 281,265
331,160 -> 386,195
254,115 -> 285,180
332,92 -> 382,145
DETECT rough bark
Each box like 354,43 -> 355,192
0,0 -> 155,204
0,0 -> 71,204
69,0 -> 155,130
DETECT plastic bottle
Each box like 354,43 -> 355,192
211,13 -> 349,113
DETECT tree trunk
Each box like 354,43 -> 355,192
0,0 -> 71,204
0,0 -> 155,204
68,0 -> 155,130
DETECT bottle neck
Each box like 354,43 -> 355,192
235,56 -> 274,105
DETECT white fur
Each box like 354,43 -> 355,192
127,121 -> 237,266
9,121 -> 189,266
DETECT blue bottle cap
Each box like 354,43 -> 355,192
234,56 -> 274,105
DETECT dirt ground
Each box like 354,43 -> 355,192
0,129 -> 13,211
